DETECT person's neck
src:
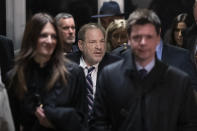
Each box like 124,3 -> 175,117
34,55 -> 50,68
85,61 -> 98,67
83,57 -> 99,67
64,44 -> 73,53
135,57 -> 154,68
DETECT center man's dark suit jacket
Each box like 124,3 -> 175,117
0,35 -> 14,84
66,51 -> 122,80
162,44 -> 197,90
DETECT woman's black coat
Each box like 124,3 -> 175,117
8,60 -> 88,131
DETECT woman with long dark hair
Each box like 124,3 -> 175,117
164,13 -> 190,47
8,13 -> 88,131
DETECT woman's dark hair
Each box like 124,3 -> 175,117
10,13 -> 68,99
164,13 -> 189,46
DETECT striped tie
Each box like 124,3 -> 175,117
86,66 -> 95,116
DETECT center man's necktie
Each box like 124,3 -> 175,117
86,66 -> 95,116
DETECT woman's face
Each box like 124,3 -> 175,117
174,22 -> 187,47
110,28 -> 128,50
35,22 -> 57,61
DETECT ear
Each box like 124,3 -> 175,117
156,28 -> 161,44
78,40 -> 84,51
159,28 -> 162,36
128,39 -> 131,46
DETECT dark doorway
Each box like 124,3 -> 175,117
0,0 -> 6,35
26,0 -> 97,31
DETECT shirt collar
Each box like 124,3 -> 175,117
80,56 -> 99,69
156,40 -> 163,60
136,57 -> 155,73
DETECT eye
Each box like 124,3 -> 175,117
88,41 -> 96,45
132,35 -> 141,42
146,35 -> 153,39
39,33 -> 48,38
100,39 -> 105,44
121,35 -> 127,39
175,29 -> 181,32
63,26 -> 69,30
51,34 -> 57,39
113,34 -> 119,38
71,26 -> 75,30
63,26 -> 75,30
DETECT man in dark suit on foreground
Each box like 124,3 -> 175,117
91,9 -> 197,131
113,39 -> 197,91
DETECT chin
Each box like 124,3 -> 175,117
95,58 -> 103,63
66,40 -> 75,44
42,53 -> 52,57
41,51 -> 53,57
137,54 -> 149,60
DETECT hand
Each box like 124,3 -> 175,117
35,106 -> 55,129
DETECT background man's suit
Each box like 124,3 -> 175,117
0,35 -> 14,84
162,44 -> 197,90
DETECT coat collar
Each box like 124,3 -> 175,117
123,49 -> 168,80
122,49 -> 136,72
123,49 -> 168,94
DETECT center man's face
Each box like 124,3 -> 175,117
78,28 -> 106,66
128,23 -> 160,65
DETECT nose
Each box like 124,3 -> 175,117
46,35 -> 53,43
95,42 -> 102,49
69,27 -> 74,33
140,37 -> 146,45
178,30 -> 182,37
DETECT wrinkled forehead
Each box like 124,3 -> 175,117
85,28 -> 104,39
59,17 -> 75,26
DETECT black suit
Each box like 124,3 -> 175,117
117,44 -> 197,90
162,44 -> 197,90
183,24 -> 197,51
0,35 -> 14,84
91,50 -> 197,131
66,51 -> 122,79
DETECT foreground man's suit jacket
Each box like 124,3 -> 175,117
91,49 -> 197,131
